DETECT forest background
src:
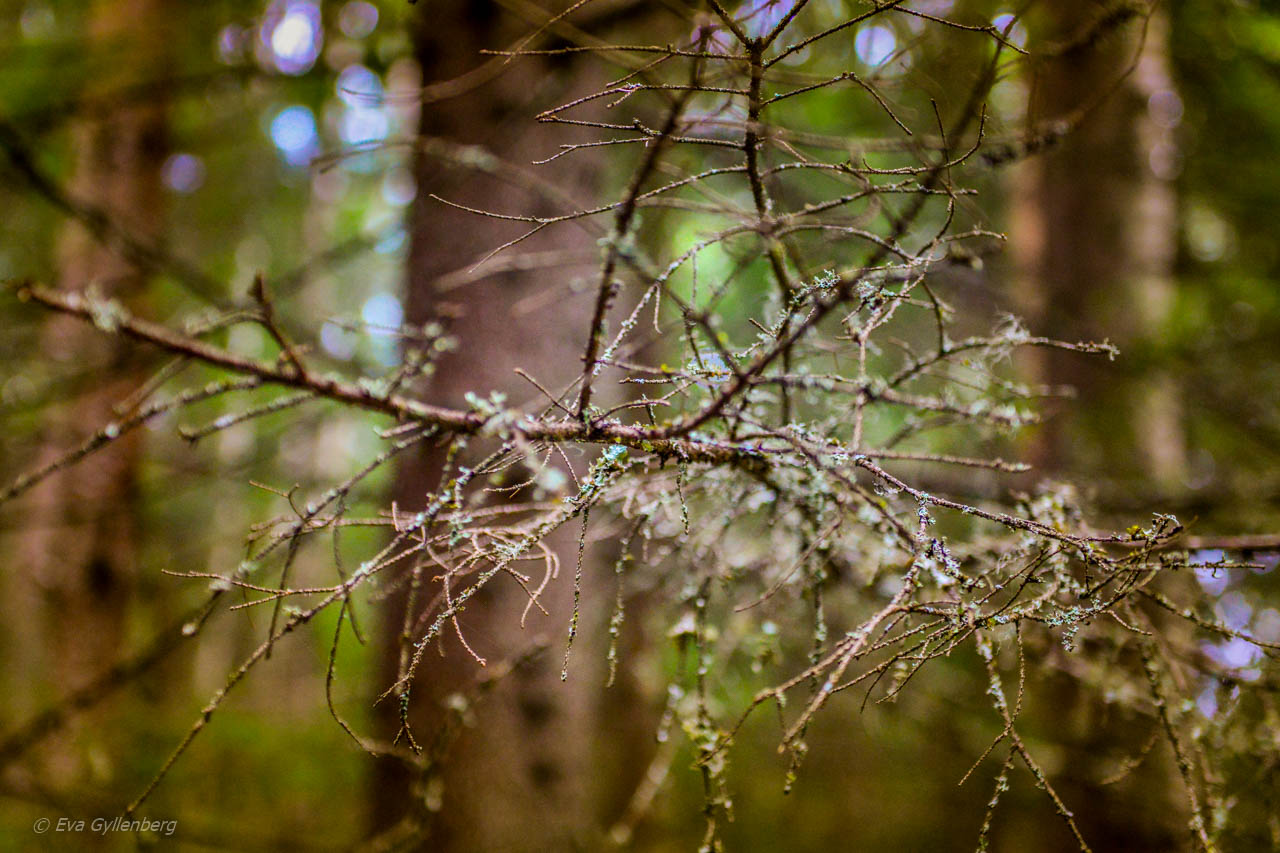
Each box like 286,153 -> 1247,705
1,1 -> 1279,851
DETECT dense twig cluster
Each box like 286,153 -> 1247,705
4,3 -> 1278,850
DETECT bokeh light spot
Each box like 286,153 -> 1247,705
162,153 -> 206,194
338,1 -> 379,39
362,292 -> 404,332
855,26 -> 896,67
270,105 -> 319,166
269,2 -> 322,75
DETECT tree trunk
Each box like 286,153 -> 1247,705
1006,5 -> 1189,850
369,3 -> 653,848
1010,4 -> 1185,492
14,0 -> 172,787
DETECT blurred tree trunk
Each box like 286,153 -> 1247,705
1007,5 -> 1188,851
1011,4 -> 1185,492
369,3 -> 655,849
14,0 -> 172,786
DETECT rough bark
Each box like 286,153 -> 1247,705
369,3 -> 654,848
